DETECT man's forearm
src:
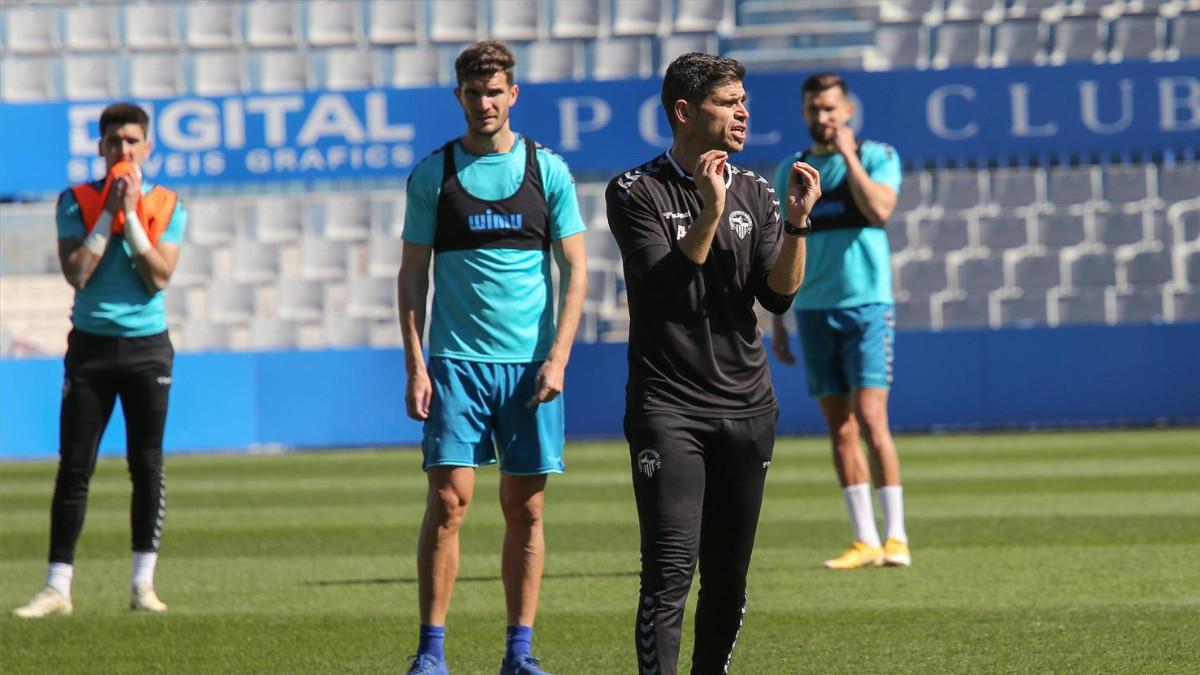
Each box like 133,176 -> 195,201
767,235 -> 806,296
547,260 -> 586,365
397,273 -> 429,376
677,202 -> 722,264
843,154 -> 895,224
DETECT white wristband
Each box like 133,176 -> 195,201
124,210 -> 153,256
82,211 -> 114,257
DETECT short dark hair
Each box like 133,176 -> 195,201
99,102 -> 150,136
661,52 -> 746,129
801,72 -> 848,97
455,40 -> 516,84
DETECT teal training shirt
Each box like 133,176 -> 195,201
773,140 -> 901,310
56,182 -> 188,337
402,135 -> 586,362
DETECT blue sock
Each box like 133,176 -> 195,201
418,624 -> 446,661
505,625 -> 533,661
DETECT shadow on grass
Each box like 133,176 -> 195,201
305,569 -> 639,587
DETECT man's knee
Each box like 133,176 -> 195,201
426,485 -> 471,531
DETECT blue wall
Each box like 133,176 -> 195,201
1,323 -> 1197,459
3,60 -> 1198,198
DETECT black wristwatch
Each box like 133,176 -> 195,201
783,216 -> 812,237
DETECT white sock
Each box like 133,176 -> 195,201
46,562 -> 74,598
843,483 -> 881,547
132,551 -> 158,588
878,485 -> 908,543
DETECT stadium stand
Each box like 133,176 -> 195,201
1,0 -> 1198,355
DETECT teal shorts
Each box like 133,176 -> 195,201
794,303 -> 894,398
422,357 -> 565,475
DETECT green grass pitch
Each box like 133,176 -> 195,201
2,429 -> 1198,673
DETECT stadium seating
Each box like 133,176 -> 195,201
1,0 -> 1197,356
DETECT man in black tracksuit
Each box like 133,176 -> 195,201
605,53 -> 822,674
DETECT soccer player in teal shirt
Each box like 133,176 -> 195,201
14,103 -> 187,619
770,73 -> 913,570
396,41 -> 588,675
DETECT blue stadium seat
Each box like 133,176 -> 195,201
939,294 -> 992,329
990,168 -> 1040,209
1113,290 -> 1164,323
991,18 -> 1045,66
935,169 -> 985,212
1050,15 -> 1105,64
996,290 -> 1049,327
871,21 -> 925,70
888,217 -> 911,254
932,21 -> 986,69
1168,10 -> 1200,59
894,170 -> 928,214
1173,289 -> 1200,321
946,0 -> 1000,21
915,215 -> 971,253
1109,12 -> 1161,62
1047,165 -> 1095,205
898,256 -> 948,295
953,255 -> 1005,292
1009,250 -> 1062,290
1095,209 -> 1147,247
1102,164 -> 1150,203
979,214 -> 1030,251
1054,288 -> 1108,325
658,33 -> 720,73
1120,248 -> 1172,287
1067,250 -> 1117,288
1158,163 -> 1200,202
894,296 -> 934,329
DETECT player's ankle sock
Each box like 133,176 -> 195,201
418,624 -> 446,660
46,562 -> 73,598
843,483 -> 881,547
505,625 -> 533,661
131,551 -> 159,588
878,485 -> 908,542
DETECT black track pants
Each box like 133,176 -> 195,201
49,329 -> 173,564
626,407 -> 777,675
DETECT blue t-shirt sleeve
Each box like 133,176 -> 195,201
401,153 -> 443,246
160,197 -> 188,245
56,189 -> 85,239
537,149 -> 586,240
864,142 -> 902,193
772,155 -> 798,204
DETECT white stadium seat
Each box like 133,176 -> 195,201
523,40 -> 584,83
64,6 -> 120,51
368,0 -> 419,44
192,49 -> 247,96
130,52 -> 185,98
125,2 -> 181,50
308,0 -> 362,46
491,0 -> 541,41
246,0 -> 300,48
430,0 -> 480,43
186,1 -> 240,48
5,6 -> 61,53
2,56 -> 60,102
64,55 -> 122,101
552,0 -> 601,38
